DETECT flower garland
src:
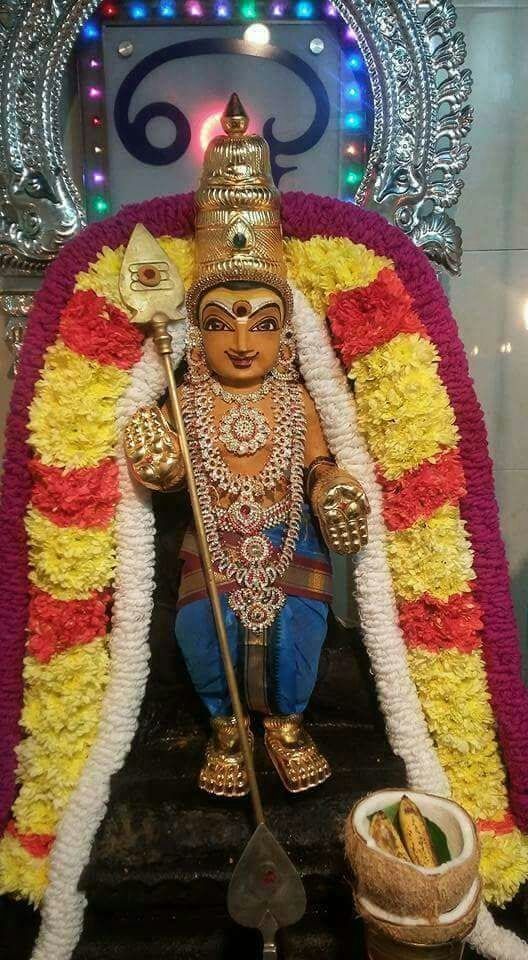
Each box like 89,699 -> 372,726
32,329 -> 186,960
0,292 -> 134,900
0,237 -> 192,916
290,281 -> 528,960
282,193 -> 528,833
0,193 -> 195,829
0,192 -> 525,960
286,235 -> 528,907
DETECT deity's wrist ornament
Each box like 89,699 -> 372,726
305,456 -> 336,499
123,403 -> 185,492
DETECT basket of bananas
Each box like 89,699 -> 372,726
345,789 -> 481,947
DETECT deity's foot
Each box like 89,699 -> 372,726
199,715 -> 253,798
263,714 -> 331,793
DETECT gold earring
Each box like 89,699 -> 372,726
186,325 -> 209,382
272,330 -> 298,382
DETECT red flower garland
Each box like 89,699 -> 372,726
327,266 -> 428,366
29,458 -> 120,528
379,450 -> 467,531
59,289 -> 144,369
27,588 -> 111,664
398,592 -> 483,654
6,820 -> 54,858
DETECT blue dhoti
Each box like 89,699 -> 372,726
174,507 -> 332,718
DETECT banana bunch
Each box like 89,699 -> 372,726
370,795 -> 438,868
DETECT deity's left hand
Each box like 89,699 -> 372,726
311,468 -> 369,556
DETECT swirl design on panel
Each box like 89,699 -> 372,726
113,38 -> 331,186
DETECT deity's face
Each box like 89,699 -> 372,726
197,284 -> 284,387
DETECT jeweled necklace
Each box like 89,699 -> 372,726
211,376 -> 272,404
211,376 -> 273,457
182,370 -> 306,631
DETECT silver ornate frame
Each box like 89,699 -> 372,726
0,0 -> 471,285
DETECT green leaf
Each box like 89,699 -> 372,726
425,817 -> 451,864
383,803 -> 400,824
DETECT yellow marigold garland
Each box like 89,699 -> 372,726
0,833 -> 49,907
25,508 -> 117,600
29,343 -> 129,468
350,334 -> 459,479
480,831 -> 528,907
284,235 -> 392,313
387,505 -> 475,602
12,639 -> 110,835
407,648 -> 508,818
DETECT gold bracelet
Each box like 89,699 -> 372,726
305,456 -> 335,497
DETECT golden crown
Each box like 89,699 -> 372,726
186,93 -> 293,320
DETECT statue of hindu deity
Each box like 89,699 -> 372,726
123,93 -> 369,797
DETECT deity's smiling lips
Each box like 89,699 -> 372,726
226,351 -> 259,368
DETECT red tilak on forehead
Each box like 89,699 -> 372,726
233,299 -> 252,317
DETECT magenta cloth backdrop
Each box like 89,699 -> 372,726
0,191 -> 526,833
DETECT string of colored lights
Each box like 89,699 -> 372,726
78,0 -> 371,219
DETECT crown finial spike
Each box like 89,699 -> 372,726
221,92 -> 249,136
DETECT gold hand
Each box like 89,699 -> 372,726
123,404 -> 185,491
312,471 -> 369,556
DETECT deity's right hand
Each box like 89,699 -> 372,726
123,404 -> 185,492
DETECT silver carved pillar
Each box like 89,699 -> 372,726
0,294 -> 35,377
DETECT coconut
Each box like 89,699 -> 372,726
356,879 -> 481,946
345,789 -> 479,921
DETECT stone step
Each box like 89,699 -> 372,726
3,892 -> 527,960
80,723 -> 405,912
72,896 -> 364,960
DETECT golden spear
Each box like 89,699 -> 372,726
119,223 -> 305,957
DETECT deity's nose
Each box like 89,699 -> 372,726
235,319 -> 249,352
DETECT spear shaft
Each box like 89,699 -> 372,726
150,312 -> 264,826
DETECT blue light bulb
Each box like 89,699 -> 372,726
295,1 -> 314,17
159,1 -> 176,14
344,112 -> 362,130
82,20 -> 100,39
130,3 -> 148,18
347,54 -> 362,70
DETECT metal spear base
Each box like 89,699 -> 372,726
228,824 -> 307,958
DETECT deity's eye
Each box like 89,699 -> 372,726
202,316 -> 232,331
251,316 -> 279,332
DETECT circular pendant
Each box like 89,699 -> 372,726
227,497 -> 263,533
240,534 -> 271,566
219,404 -> 270,456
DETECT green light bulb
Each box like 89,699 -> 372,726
346,169 -> 362,186
94,195 -> 109,215
241,1 -> 256,17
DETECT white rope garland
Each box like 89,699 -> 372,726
290,283 -> 528,960
31,326 -> 186,960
